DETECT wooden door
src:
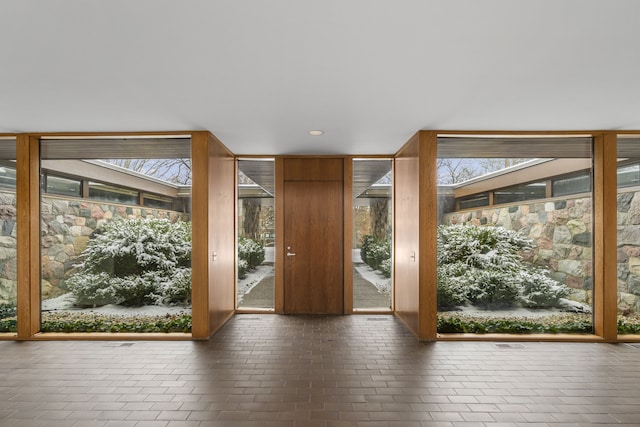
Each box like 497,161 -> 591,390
283,161 -> 343,314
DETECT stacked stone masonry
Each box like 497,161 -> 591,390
441,191 -> 640,311
0,192 -> 189,306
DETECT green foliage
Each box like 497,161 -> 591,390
618,316 -> 640,334
437,224 -> 569,310
237,237 -> 265,280
361,235 -> 391,278
238,237 -> 265,269
41,312 -> 192,333
0,304 -> 17,332
518,271 -> 570,308
437,313 -> 593,334
465,270 -> 521,309
379,258 -> 392,278
67,218 -> 192,307
0,304 -> 16,320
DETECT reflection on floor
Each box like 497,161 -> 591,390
1,314 -> 640,426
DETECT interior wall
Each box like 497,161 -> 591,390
394,134 -> 420,335
191,131 -> 236,339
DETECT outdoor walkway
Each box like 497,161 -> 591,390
240,268 -> 390,310
1,314 -> 640,426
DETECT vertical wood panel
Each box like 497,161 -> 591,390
208,132 -> 236,333
191,131 -> 236,339
190,132 -> 210,339
418,131 -> 438,340
343,158 -> 354,313
593,133 -> 617,340
16,135 -> 40,338
393,133 -> 420,336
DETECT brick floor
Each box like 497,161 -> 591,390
0,314 -> 639,426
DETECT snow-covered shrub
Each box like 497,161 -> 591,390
149,267 -> 192,306
238,237 -> 265,270
437,224 -> 568,310
361,235 -> 391,274
379,258 -> 392,278
237,258 -> 249,280
464,270 -> 521,309
67,218 -> 191,307
437,265 -> 468,309
517,271 -> 569,308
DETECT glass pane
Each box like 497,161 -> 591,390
553,172 -> 591,196
493,182 -> 546,205
237,159 -> 275,310
617,137 -> 640,334
0,143 -> 17,333
40,139 -> 192,333
437,138 -> 593,335
143,193 -> 174,210
46,174 -> 81,197
88,182 -> 138,204
458,193 -> 489,209
353,159 -> 392,310
617,162 -> 640,188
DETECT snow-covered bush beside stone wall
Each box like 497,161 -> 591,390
67,218 -> 191,307
437,224 -> 569,310
40,196 -> 189,300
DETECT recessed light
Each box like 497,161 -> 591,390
309,130 -> 324,136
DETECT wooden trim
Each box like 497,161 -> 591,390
28,333 -> 192,341
592,133 -> 618,340
435,130 -> 600,136
35,131 -> 193,138
438,333 -> 608,342
189,131 -> 210,339
418,131 -> 438,340
16,135 -> 40,338
274,157 -> 284,313
343,158 -> 354,313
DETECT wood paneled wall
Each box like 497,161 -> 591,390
16,135 -> 40,338
393,133 -> 421,336
191,132 -> 236,339
394,131 -> 438,340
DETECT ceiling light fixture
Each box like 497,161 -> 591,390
309,130 -> 324,136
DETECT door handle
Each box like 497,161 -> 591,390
287,246 -> 296,257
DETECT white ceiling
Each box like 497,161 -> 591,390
1,1 -> 639,155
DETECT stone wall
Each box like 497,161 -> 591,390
441,190 -> 640,311
40,196 -> 190,300
0,191 -> 189,305
0,192 -> 16,306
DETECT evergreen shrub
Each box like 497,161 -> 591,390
237,237 -> 265,279
67,218 -> 192,307
437,224 -> 569,310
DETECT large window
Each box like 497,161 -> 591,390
39,137 -> 192,333
0,139 -> 17,333
437,136 -> 594,335
617,136 -> 640,334
236,159 -> 275,310
353,159 -> 393,311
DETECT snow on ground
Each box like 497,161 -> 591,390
352,248 -> 391,294
41,292 -> 190,316
354,264 -> 391,294
237,265 -> 274,304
